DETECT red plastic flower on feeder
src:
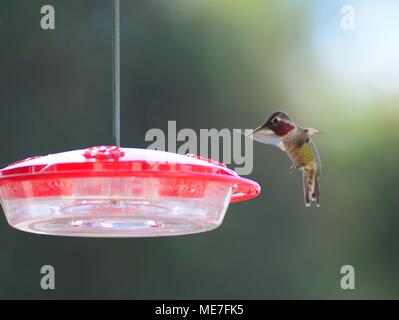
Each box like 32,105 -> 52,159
83,146 -> 125,160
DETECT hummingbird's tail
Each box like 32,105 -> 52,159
302,166 -> 320,207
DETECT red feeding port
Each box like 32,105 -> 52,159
0,147 -> 260,237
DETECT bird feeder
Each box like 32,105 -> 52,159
0,147 -> 260,237
0,1 -> 261,237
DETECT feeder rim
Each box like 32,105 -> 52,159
0,161 -> 260,203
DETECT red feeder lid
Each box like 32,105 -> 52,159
0,147 -> 260,203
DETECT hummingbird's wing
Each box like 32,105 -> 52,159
245,127 -> 286,151
295,128 -> 321,176
305,128 -> 320,137
308,138 -> 321,177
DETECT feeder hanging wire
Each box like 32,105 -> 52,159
112,0 -> 121,146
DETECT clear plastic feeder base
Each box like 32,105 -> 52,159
3,179 -> 232,237
6,199 -> 229,237
0,147 -> 260,237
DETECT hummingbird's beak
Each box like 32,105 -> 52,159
248,127 -> 274,139
245,126 -> 282,148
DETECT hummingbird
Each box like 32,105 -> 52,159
248,111 -> 321,207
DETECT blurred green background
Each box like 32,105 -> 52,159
0,0 -> 398,299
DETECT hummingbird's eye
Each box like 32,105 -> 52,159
272,117 -> 279,124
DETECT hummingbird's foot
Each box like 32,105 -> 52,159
288,165 -> 297,174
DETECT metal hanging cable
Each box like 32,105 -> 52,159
112,0 -> 121,146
